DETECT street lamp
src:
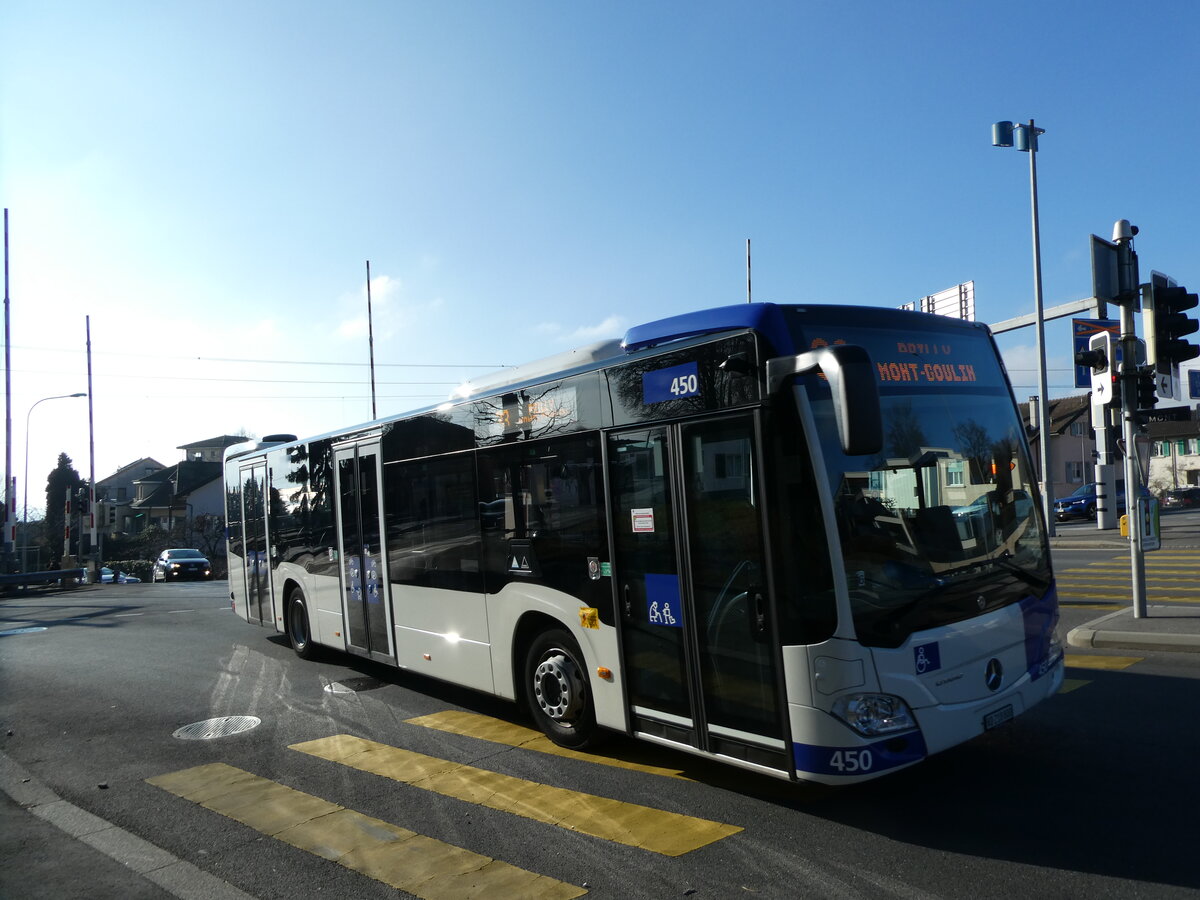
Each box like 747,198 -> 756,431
22,392 -> 87,572
992,118 -> 1056,536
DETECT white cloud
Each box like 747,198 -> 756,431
335,273 -> 403,341
533,315 -> 626,345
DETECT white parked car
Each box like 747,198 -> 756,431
101,566 -> 141,584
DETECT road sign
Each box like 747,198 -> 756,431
1091,235 -> 1120,303
1073,318 -> 1120,388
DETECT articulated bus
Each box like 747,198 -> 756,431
224,303 -> 1063,784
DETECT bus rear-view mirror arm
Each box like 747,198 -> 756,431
766,345 -> 882,456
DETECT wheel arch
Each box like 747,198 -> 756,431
280,576 -> 306,633
511,610 -> 573,708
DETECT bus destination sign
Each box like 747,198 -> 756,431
810,336 -> 979,385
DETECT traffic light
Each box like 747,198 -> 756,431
1135,368 -> 1157,411
1146,272 -> 1200,398
1075,331 -> 1116,416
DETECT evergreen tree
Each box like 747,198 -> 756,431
44,453 -> 84,568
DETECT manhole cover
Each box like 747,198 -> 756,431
173,716 -> 261,740
323,677 -> 385,694
0,626 -> 48,636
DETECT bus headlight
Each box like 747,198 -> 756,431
832,693 -> 916,737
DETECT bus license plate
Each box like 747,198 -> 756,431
984,705 -> 1013,731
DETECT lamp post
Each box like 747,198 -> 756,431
22,392 -> 87,572
992,119 -> 1055,536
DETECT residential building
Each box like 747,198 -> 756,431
127,436 -> 246,533
97,457 -> 165,536
1147,414 -> 1200,492
1019,394 -> 1096,501
1018,393 -> 1199,498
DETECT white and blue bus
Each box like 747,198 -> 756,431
224,302 -> 1063,784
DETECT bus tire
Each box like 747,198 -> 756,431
287,588 -> 319,661
523,628 -> 599,750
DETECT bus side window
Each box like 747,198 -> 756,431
384,453 -> 483,593
477,436 -> 611,622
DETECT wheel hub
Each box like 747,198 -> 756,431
533,651 -> 583,722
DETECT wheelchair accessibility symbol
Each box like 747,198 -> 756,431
914,641 -> 941,674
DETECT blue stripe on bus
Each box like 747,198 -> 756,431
1019,586 -> 1061,682
793,731 -> 928,778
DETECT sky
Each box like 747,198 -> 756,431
2,0 -> 1199,516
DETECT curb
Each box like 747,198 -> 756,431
0,751 -> 256,900
1066,607 -> 1200,654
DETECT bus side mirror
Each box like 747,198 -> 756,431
766,345 -> 882,456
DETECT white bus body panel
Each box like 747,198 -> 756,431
393,584 -> 493,693
785,600 -> 1064,785
871,599 -> 1064,756
310,570 -> 345,649
395,626 -> 495,694
229,551 -> 247,620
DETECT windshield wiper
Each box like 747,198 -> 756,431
991,551 -> 1051,589
931,551 -> 1049,591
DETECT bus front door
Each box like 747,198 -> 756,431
608,415 -> 787,772
240,461 -> 272,626
333,441 -> 394,662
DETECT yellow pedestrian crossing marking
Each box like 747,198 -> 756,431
406,710 -> 692,780
1064,654 -> 1142,671
147,763 -> 585,899
1056,550 -> 1200,605
291,734 -> 741,856
1058,678 -> 1090,693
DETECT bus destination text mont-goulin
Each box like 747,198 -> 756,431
811,336 -> 979,385
881,339 -> 977,383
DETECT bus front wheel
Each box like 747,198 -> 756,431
523,628 -> 598,750
287,589 -> 319,661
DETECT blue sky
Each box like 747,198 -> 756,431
2,0 -> 1198,512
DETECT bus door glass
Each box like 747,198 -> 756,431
333,441 -> 393,660
239,461 -> 272,625
608,414 -> 785,765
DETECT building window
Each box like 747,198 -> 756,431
1069,421 -> 1087,437
947,460 -> 964,486
1178,441 -> 1189,456
1065,461 -> 1084,484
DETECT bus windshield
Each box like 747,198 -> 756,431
787,312 -> 1049,648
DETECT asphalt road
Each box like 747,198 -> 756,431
3,578 -> 1199,899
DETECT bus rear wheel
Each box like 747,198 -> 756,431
287,589 -> 319,661
523,628 -> 598,750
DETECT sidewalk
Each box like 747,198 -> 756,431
0,751 -> 255,900
1052,513 -> 1200,655
1066,603 -> 1200,653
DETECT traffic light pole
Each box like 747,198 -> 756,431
1114,228 -> 1148,619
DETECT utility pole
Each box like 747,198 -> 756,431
3,210 -> 12,568
1111,220 -> 1148,618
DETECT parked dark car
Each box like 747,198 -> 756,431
152,548 -> 212,582
1162,487 -> 1200,509
1054,481 -> 1151,521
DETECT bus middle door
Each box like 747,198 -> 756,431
239,460 -> 273,627
333,440 -> 394,662
608,414 -> 787,772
